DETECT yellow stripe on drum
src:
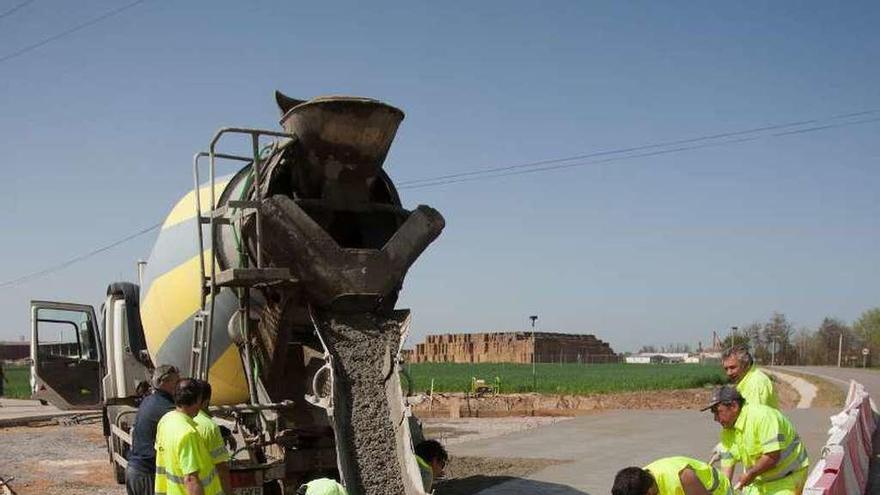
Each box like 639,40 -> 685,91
141,251 -> 213,355
162,179 -> 232,230
208,344 -> 248,405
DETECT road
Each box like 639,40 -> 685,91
448,366 -> 880,495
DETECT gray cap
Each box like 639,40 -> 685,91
151,364 -> 179,388
701,385 -> 743,411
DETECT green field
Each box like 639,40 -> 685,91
2,364 -> 31,399
402,362 -> 726,395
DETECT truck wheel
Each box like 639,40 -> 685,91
114,461 -> 126,484
263,480 -> 284,495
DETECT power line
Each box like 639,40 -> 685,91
3,107 -> 878,288
0,0 -> 36,21
0,222 -> 161,289
398,111 -> 880,190
0,0 -> 148,65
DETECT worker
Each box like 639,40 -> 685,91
721,344 -> 778,409
0,361 -> 8,399
611,456 -> 732,495
126,364 -> 180,495
296,478 -> 348,495
704,386 -> 808,494
193,380 -> 231,495
155,379 -> 223,495
414,439 -> 448,492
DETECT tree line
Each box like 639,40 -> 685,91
719,308 -> 880,366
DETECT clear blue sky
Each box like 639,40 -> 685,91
1,0 -> 878,352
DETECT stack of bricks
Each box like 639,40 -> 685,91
410,331 -> 616,364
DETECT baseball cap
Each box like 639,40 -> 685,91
701,385 -> 743,411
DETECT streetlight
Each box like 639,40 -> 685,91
529,315 -> 538,392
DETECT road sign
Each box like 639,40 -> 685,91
863,348 -> 870,356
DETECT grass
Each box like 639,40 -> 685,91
2,364 -> 31,399
775,369 -> 846,408
402,362 -> 726,395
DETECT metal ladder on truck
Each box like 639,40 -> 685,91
189,127 -> 297,403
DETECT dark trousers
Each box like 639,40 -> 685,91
125,465 -> 155,495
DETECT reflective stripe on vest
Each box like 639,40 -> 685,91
157,466 -> 218,487
761,449 -> 808,482
155,411 -> 223,495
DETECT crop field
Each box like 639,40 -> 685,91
2,364 -> 30,399
403,362 -> 726,395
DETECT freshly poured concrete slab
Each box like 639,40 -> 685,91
450,408 -> 836,495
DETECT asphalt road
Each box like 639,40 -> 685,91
450,366 -> 880,495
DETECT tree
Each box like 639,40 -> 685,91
762,313 -> 793,365
854,308 -> 880,358
638,345 -> 657,353
816,317 -> 852,365
793,327 -> 819,366
721,328 -> 750,350
742,322 -> 766,363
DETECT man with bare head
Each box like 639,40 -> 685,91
126,365 -> 180,495
721,344 -> 778,409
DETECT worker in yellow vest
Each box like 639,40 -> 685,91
193,380 -> 231,495
611,456 -> 733,495
721,345 -> 778,409
612,456 -> 732,495
296,478 -> 347,495
704,386 -> 808,495
154,379 -> 223,495
414,439 -> 448,492
710,345 -> 780,468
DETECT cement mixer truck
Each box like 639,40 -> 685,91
29,92 -> 444,495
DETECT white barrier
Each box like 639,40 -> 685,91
803,380 -> 877,495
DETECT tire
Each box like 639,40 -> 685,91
114,461 -> 125,485
263,480 -> 284,495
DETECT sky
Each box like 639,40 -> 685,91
0,0 -> 878,353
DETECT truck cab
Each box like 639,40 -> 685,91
31,283 -> 154,483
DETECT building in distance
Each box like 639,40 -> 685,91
410,331 -> 616,364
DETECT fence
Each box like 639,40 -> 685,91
803,380 -> 878,494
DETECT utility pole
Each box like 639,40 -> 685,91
529,315 -> 538,392
837,333 -> 844,368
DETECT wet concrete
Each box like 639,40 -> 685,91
319,313 -> 406,495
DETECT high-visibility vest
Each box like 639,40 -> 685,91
155,410 -> 223,495
644,456 -> 731,495
299,478 -> 348,495
736,366 -> 779,409
194,410 -> 230,464
416,455 -> 433,492
719,404 -> 809,484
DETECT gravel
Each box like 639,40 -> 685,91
320,312 -> 406,495
0,419 -> 124,495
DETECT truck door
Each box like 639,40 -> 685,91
30,301 -> 103,410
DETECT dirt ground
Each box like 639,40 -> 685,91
414,379 -> 798,418
0,382 -> 798,494
0,417 -> 123,495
